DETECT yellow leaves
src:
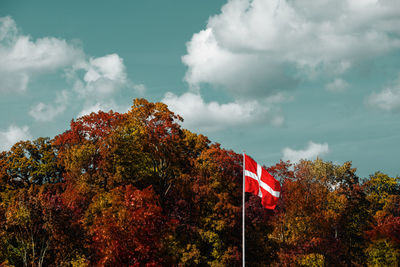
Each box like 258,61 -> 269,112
323,191 -> 347,221
69,254 -> 89,267
198,229 -> 223,260
181,129 -> 210,159
5,202 -> 30,226
180,244 -> 202,265
63,143 -> 97,179
4,138 -> 62,186
365,239 -> 399,267
366,172 -> 399,212
335,161 -> 357,176
297,253 -> 325,267
283,215 -> 315,245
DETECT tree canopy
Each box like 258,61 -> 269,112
0,98 -> 399,266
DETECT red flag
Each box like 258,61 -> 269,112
244,154 -> 281,209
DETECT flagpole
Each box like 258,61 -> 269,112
242,152 -> 245,267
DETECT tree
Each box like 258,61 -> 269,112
364,172 -> 400,265
127,98 -> 184,197
3,138 -> 62,188
270,159 -> 370,266
365,239 -> 399,267
0,185 -> 85,266
1,97 -> 398,266
87,185 -> 170,266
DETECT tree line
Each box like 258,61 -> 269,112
0,99 -> 398,266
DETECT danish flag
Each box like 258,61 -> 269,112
244,154 -> 281,209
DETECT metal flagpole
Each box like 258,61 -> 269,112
242,152 -> 245,267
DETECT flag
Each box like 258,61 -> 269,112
244,154 -> 281,209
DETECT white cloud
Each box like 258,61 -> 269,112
366,74 -> 400,111
0,125 -> 32,151
84,54 -> 126,83
133,83 -> 146,95
72,54 -> 129,99
282,141 -> 329,163
77,102 -> 113,117
29,90 -> 69,121
325,78 -> 349,92
182,28 -> 297,98
77,101 -> 129,118
183,0 -> 400,98
0,16 -> 139,121
0,16 -> 84,92
162,92 -> 284,132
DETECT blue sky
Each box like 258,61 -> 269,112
1,0 -> 399,178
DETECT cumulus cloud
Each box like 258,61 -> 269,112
282,141 -> 329,163
0,16 -> 140,122
72,54 -> 129,99
183,0 -> 400,98
77,101 -> 130,118
133,84 -> 146,95
0,16 -> 83,92
182,28 -> 297,98
0,125 -> 32,151
77,102 -> 114,118
366,74 -> 400,111
162,92 -> 284,132
325,78 -> 349,92
29,90 -> 69,121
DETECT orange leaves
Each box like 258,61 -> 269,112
365,173 -> 400,247
89,185 -> 169,266
270,160 -> 372,265
1,98 -> 399,265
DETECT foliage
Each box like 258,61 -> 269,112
0,185 -> 85,266
365,239 -> 399,267
88,185 -> 170,266
0,138 -> 62,189
0,98 -> 399,266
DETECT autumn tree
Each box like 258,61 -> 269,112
0,185 -> 85,266
0,98 -> 399,266
87,185 -> 170,266
270,159 -> 371,266
1,138 -> 62,188
364,172 -> 400,266
126,98 -> 185,198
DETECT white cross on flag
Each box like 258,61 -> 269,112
244,154 -> 281,209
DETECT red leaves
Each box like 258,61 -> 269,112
0,98 -> 399,266
89,185 -> 169,266
53,111 -> 125,149
367,215 -> 400,245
